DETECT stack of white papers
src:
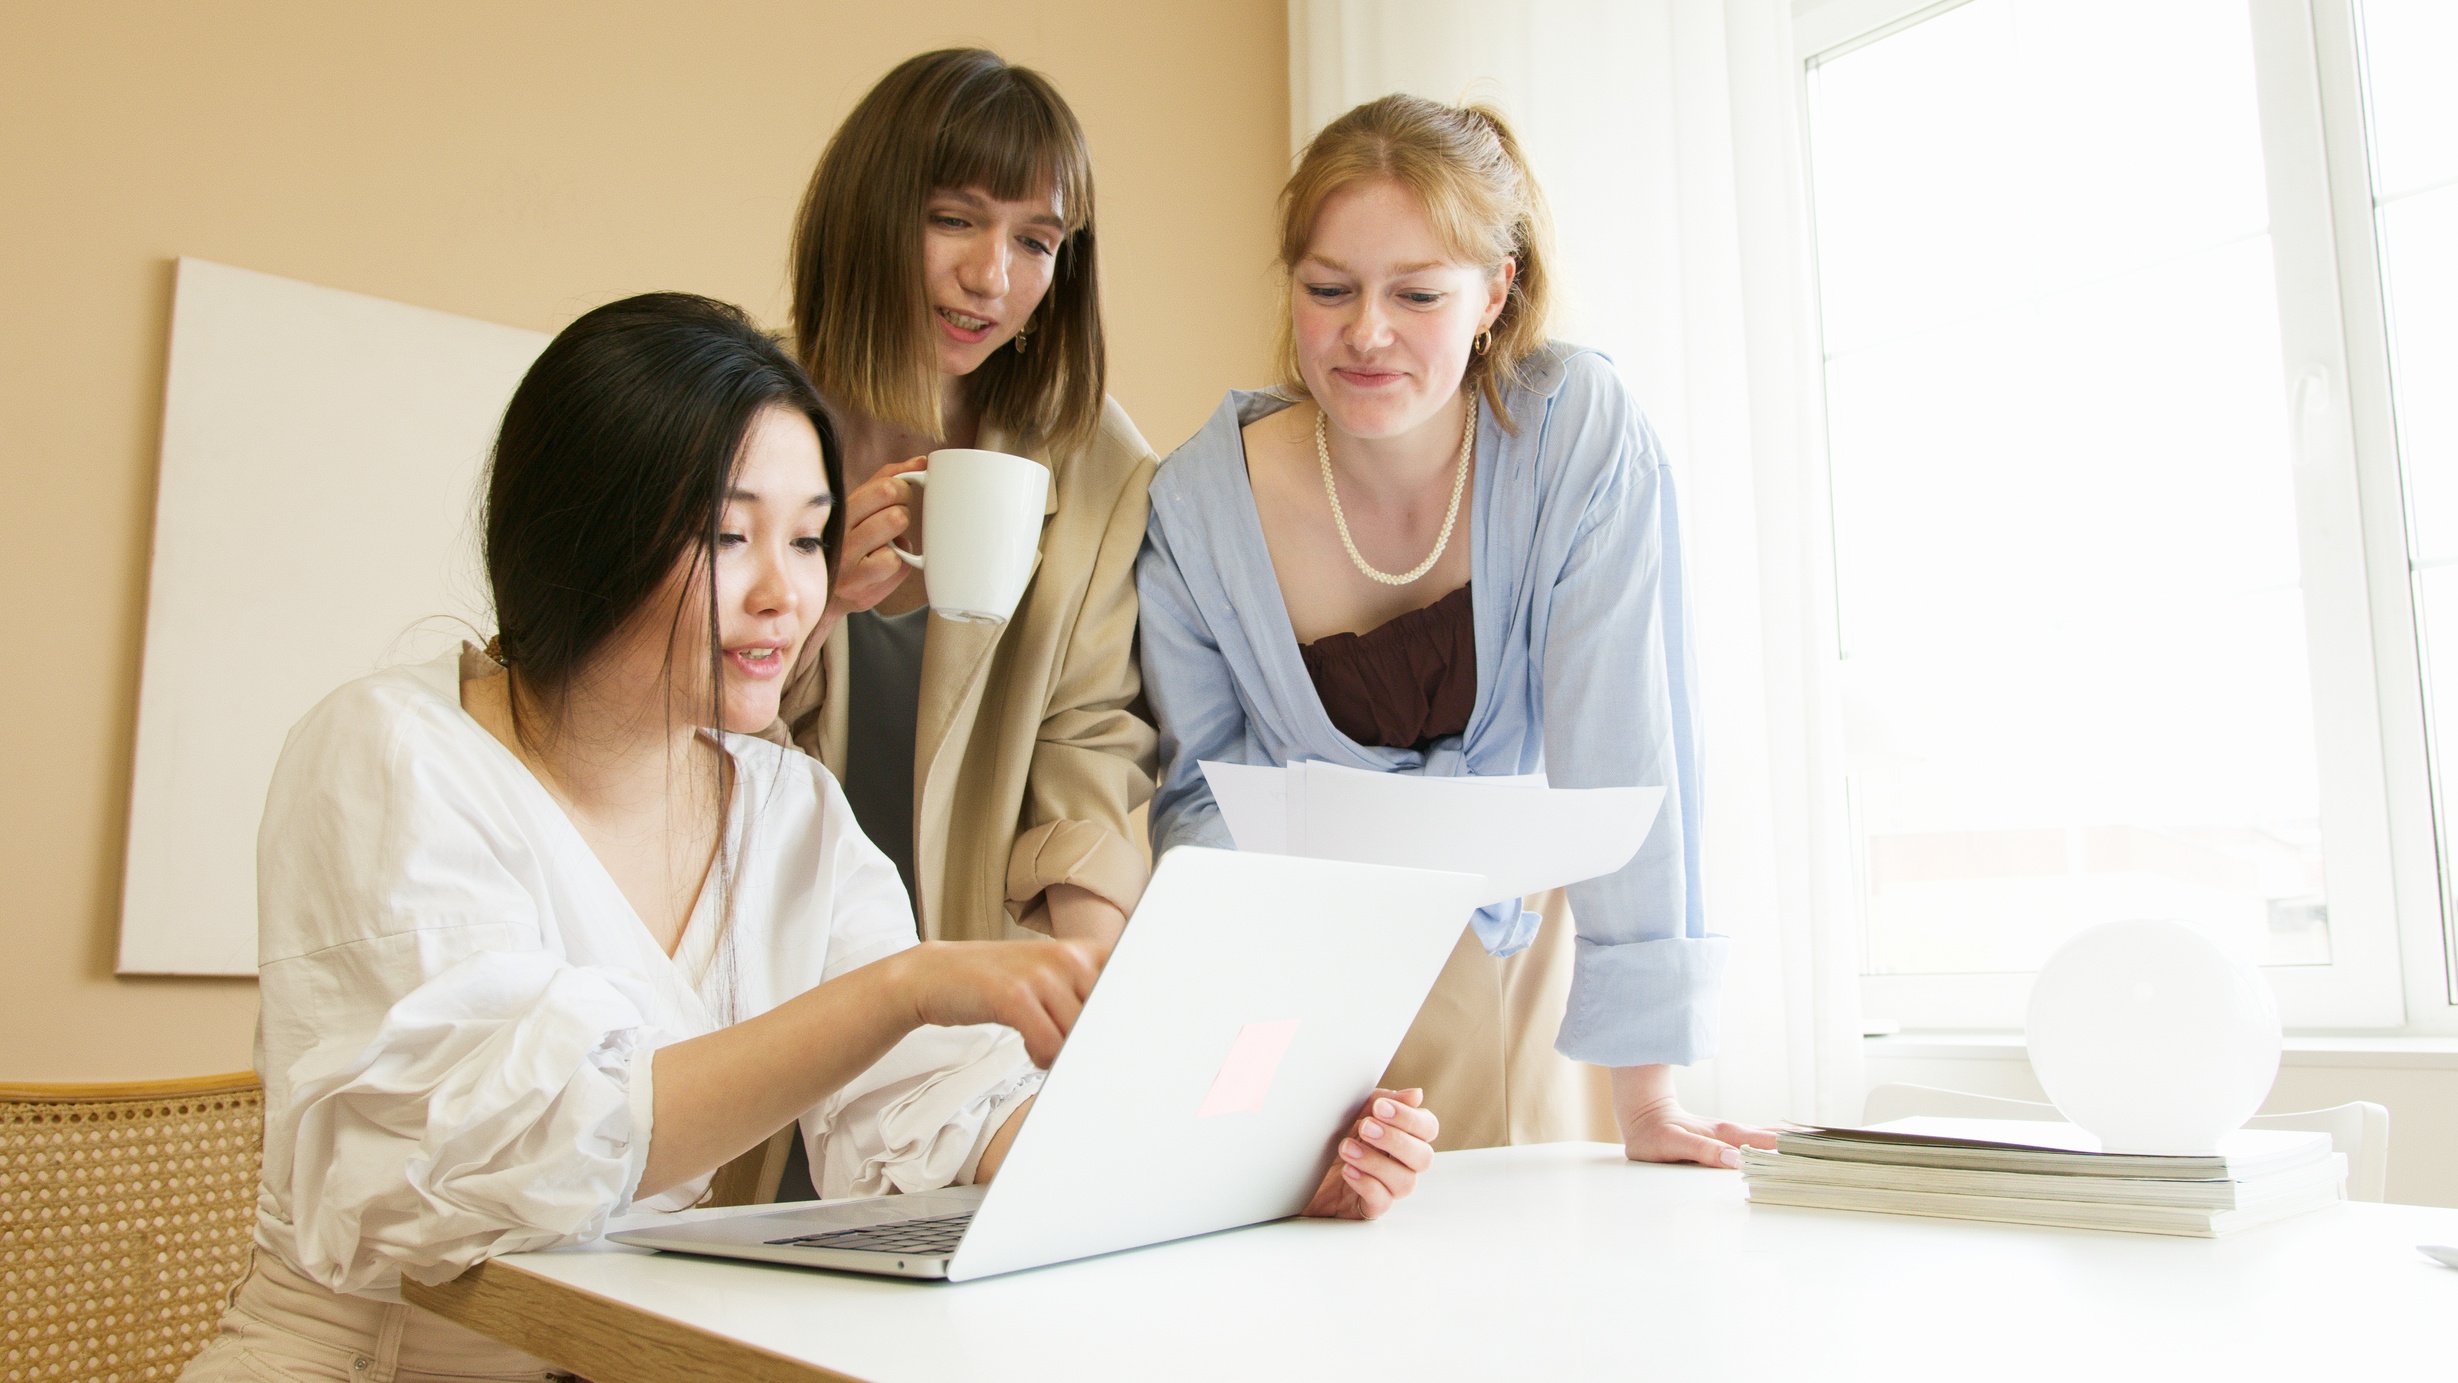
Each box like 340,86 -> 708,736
1198,760 -> 1665,906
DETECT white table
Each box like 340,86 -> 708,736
404,1142 -> 2458,1381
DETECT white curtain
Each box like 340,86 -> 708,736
1289,0 -> 1866,1125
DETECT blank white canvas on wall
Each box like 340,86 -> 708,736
118,258 -> 548,975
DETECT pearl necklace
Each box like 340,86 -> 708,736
1314,394 -> 1476,587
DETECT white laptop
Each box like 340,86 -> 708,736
610,846 -> 1478,1282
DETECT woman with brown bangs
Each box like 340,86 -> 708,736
749,50 -> 1411,1200
777,48 -> 1149,956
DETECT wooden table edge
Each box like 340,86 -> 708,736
404,1255 -> 864,1383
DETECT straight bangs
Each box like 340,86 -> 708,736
931,77 -> 1093,234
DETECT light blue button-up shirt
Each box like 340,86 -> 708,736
1137,343 -> 1726,1068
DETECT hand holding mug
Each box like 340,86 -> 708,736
826,455 -> 928,625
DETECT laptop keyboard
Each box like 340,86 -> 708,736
765,1210 -> 974,1255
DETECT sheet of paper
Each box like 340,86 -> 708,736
1297,762 -> 1662,906
1200,760 -> 1551,857
1196,759 -> 1662,906
1199,760 -> 1293,854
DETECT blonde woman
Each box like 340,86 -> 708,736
1140,96 -> 1776,1163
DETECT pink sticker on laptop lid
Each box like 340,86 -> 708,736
1196,1019 -> 1302,1118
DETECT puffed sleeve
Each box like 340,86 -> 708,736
802,1022 -> 1044,1199
1004,426 -> 1161,929
1539,362 -> 1729,1068
1136,475 -> 1245,857
795,763 -> 1045,1198
254,689 -> 669,1294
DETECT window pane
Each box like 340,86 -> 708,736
1809,0 -> 2270,358
2358,0 -> 2458,996
2354,0 -> 2458,199
2380,186 -> 2458,561
1809,0 -> 2330,977
2414,566 -> 2458,976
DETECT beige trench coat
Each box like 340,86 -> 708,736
778,398 -> 1160,941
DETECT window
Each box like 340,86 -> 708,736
2356,0 -> 2458,1007
1792,0 -> 2455,1030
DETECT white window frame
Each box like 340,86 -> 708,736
2314,0 -> 2458,1033
1787,0 -> 2458,1033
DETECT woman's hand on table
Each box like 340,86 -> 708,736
1302,1087 -> 1438,1220
827,455 -> 928,624
1612,1064 -> 1779,1167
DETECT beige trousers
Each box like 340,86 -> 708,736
1380,888 -> 1621,1150
180,1250 -> 556,1382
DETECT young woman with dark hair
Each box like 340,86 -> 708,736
181,293 -> 1435,1381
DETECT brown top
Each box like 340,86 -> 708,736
1298,583 -> 1477,749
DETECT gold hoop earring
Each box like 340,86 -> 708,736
1013,329 -> 1030,355
1474,328 -> 1492,357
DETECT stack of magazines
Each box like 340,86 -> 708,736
1740,1117 -> 2346,1237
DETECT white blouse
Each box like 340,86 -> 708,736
249,648 -> 1040,1297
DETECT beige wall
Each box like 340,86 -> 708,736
0,1 -> 1287,1081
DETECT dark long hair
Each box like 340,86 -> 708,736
484,291 -> 841,746
790,47 -> 1106,455
482,292 -> 836,1022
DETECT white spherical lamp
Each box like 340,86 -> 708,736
2024,919 -> 2282,1154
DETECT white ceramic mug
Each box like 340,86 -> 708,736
889,448 -> 1049,625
